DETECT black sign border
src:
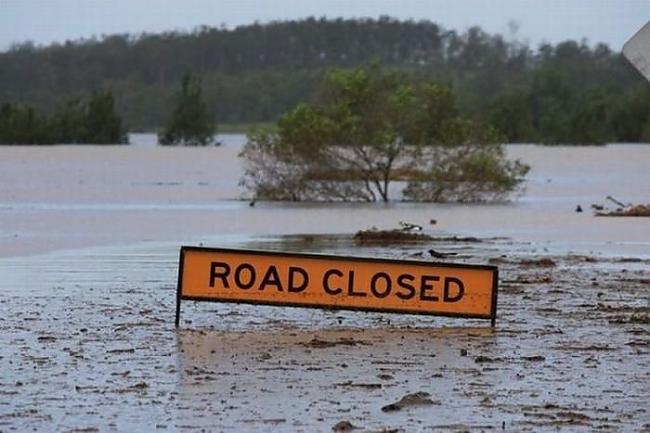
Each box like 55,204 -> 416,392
176,246 -> 499,327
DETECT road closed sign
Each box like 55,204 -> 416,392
175,246 -> 499,326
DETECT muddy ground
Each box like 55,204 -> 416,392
1,141 -> 649,431
1,236 -> 648,433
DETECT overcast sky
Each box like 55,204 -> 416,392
0,0 -> 647,52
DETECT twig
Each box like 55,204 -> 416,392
606,195 -> 627,208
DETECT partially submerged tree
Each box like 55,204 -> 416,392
159,73 -> 215,146
240,63 -> 528,202
402,119 -> 529,202
0,90 -> 128,145
82,90 -> 128,144
49,98 -> 86,144
0,103 -> 50,144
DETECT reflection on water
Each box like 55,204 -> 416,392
128,132 -> 247,147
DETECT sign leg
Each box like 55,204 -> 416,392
175,291 -> 181,328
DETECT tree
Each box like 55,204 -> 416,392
0,103 -> 51,144
49,98 -> 86,144
240,63 -> 528,202
402,119 -> 529,202
0,90 -> 128,145
82,89 -> 128,144
487,91 -> 536,143
1,18 -> 647,141
159,72 -> 215,145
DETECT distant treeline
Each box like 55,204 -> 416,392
0,90 -> 127,144
1,17 -> 649,144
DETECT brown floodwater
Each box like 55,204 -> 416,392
0,137 -> 648,432
0,136 -> 648,258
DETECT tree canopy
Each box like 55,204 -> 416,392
0,17 -> 650,144
1,18 -> 648,143
0,89 -> 127,144
240,64 -> 529,203
159,73 -> 215,146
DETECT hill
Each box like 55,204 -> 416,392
1,17 -> 648,143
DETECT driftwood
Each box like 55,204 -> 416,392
606,195 -> 629,208
353,228 -> 433,243
596,204 -> 650,217
592,196 -> 650,217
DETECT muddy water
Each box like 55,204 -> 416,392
0,137 -> 649,258
0,137 -> 649,432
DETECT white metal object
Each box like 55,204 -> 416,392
623,20 -> 650,82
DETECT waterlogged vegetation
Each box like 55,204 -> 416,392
240,64 -> 529,203
0,90 -> 127,144
1,18 -> 648,143
159,73 -> 216,146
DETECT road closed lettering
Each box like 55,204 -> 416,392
177,247 -> 498,325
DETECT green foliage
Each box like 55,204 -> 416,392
159,73 -> 215,146
49,99 -> 86,143
0,89 -> 128,144
487,92 -> 536,143
240,64 -> 529,202
1,18 -> 648,143
403,120 -> 530,202
0,103 -> 50,144
609,85 -> 650,142
82,90 -> 128,144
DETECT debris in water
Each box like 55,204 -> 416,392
521,355 -> 546,362
596,203 -> 650,217
398,221 -> 423,232
353,228 -> 432,243
474,355 -> 497,363
335,381 -> 382,389
430,236 -> 483,243
381,391 -> 438,412
332,420 -> 361,432
301,337 -> 367,348
519,258 -> 556,267
427,249 -> 458,259
130,382 -> 149,390
591,196 -> 650,217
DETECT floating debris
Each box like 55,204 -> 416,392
381,392 -> 438,412
596,204 -> 650,217
332,420 -> 361,432
353,228 -> 432,243
518,258 -> 556,267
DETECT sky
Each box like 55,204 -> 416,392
0,0 -> 648,52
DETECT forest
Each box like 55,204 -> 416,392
1,17 -> 649,144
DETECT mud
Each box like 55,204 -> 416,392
1,236 -> 648,432
353,228 -> 433,243
1,140 -> 649,431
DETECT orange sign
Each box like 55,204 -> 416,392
176,247 -> 498,326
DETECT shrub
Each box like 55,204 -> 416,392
240,63 -> 529,202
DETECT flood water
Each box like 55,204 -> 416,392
1,134 -> 649,259
0,136 -> 648,432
